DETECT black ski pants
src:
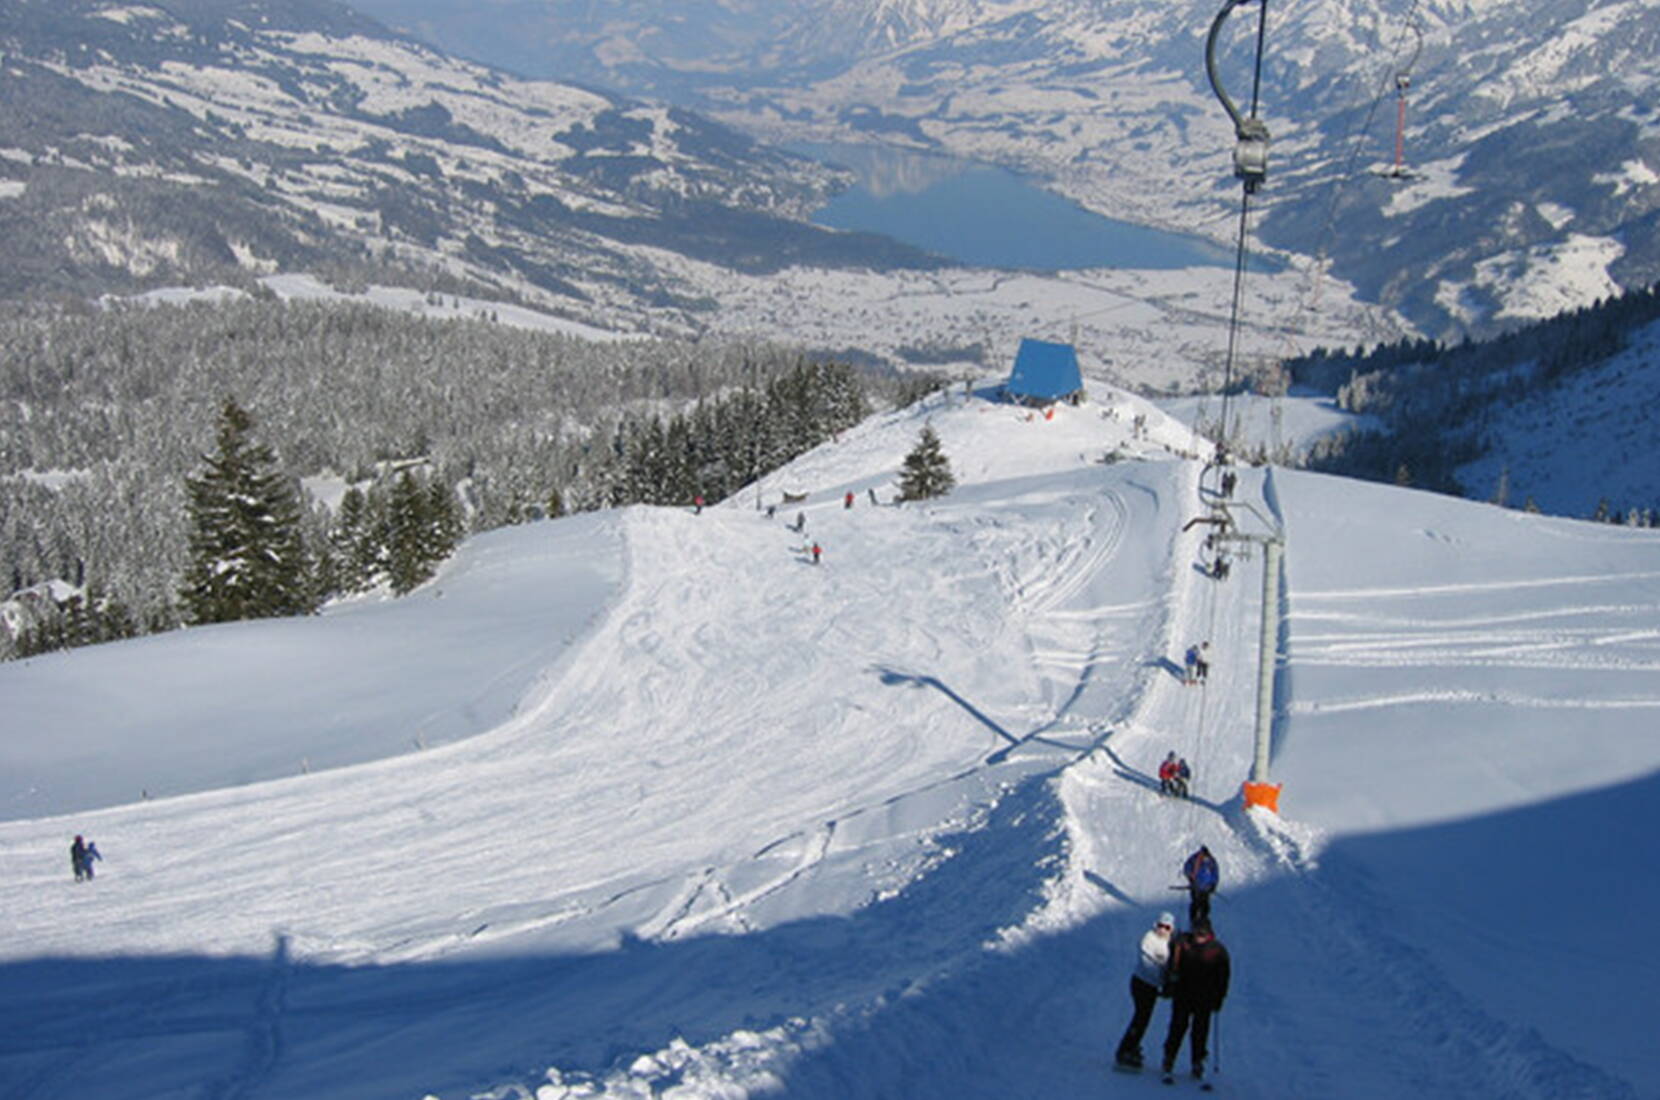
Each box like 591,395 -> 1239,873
1163,999 -> 1214,1073
1117,976 -> 1161,1059
1188,886 -> 1213,926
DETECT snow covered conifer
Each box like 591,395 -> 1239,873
179,398 -> 315,624
898,423 -> 955,501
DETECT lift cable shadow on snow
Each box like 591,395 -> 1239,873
873,667 -> 1112,765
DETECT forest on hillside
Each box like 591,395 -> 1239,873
1283,280 -> 1660,517
0,297 -> 936,658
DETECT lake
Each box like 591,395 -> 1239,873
797,142 -> 1234,272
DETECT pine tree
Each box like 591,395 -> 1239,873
384,469 -> 434,596
179,398 -> 315,624
898,424 -> 956,501
331,485 -> 380,594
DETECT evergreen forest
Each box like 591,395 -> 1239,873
0,298 -> 937,658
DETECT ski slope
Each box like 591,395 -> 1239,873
1,385 -> 1657,1099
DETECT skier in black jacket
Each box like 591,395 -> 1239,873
1161,919 -> 1230,1082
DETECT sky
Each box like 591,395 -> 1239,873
1,381 -> 1657,1099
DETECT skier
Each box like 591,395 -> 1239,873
70,835 -> 87,882
811,541 -> 822,565
1158,752 -> 1189,798
1220,469 -> 1237,498
868,487 -> 879,506
844,490 -> 855,509
83,839 -> 102,879
1161,919 -> 1230,1084
693,494 -> 705,514
1194,642 -> 1211,685
1114,911 -> 1176,1070
1182,845 -> 1219,925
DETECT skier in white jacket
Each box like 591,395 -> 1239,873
1114,911 -> 1175,1069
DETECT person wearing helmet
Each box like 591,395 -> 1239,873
1114,911 -> 1176,1070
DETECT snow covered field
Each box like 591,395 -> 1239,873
1,385 -> 1656,1099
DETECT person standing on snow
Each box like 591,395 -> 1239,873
1182,845 -> 1219,925
1193,642 -> 1211,684
1161,919 -> 1230,1083
71,835 -> 88,881
811,541 -> 822,565
845,491 -> 855,509
1115,911 -> 1176,1070
1183,645 -> 1200,685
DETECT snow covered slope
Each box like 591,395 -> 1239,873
1,385 -> 1656,1099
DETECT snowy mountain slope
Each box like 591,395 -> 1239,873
356,0 -> 1660,338
1454,316 -> 1660,518
2,386 -> 1658,1098
0,0 -> 1405,388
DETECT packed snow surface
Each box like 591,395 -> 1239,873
1,385 -> 1656,1099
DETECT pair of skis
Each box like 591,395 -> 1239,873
1113,1062 -> 1216,1091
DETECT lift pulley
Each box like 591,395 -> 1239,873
1205,0 -> 1272,194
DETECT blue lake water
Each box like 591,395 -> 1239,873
797,142 -> 1234,272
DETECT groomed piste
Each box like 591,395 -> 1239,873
2,383 -> 1657,1099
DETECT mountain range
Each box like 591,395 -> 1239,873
353,0 -> 1660,339
0,0 -> 938,333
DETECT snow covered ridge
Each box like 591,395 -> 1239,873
3,388 -> 1658,1097
356,0 -> 1660,338
0,0 -> 882,334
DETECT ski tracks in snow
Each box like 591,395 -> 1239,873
1237,813 -> 1635,1100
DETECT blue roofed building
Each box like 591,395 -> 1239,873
1003,338 -> 1084,406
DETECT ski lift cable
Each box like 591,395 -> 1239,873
1203,0 -> 1272,452
1297,0 -> 1427,311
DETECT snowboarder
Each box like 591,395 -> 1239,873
1115,911 -> 1176,1070
844,491 -> 855,509
811,541 -> 822,565
1161,919 -> 1230,1084
1182,845 -> 1219,925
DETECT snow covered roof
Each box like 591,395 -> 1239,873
1005,338 -> 1082,403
